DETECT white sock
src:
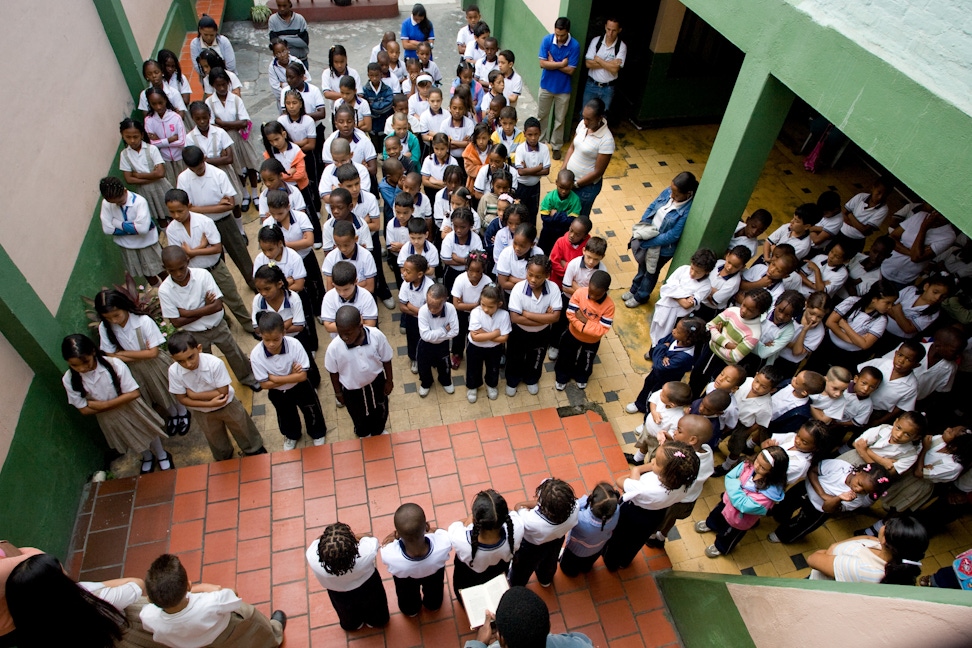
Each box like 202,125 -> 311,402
249,186 -> 258,198
745,438 -> 756,450
633,450 -> 646,462
149,437 -> 166,458
235,216 -> 245,234
141,449 -> 154,462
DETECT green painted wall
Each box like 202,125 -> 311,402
657,573 -> 755,648
154,0 -> 198,56
225,0 -> 254,22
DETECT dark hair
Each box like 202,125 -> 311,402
269,37 -> 289,52
881,516 -> 929,585
188,100 -> 210,120
144,86 -> 174,114
527,254 -> 552,277
260,158 -> 287,176
98,176 -> 125,200
857,365 -> 884,384
261,121 -> 292,157
469,489 -> 516,564
335,164 -> 360,185
119,117 -> 149,142
800,370 -> 826,395
182,145 -> 204,167
589,269 -> 611,291
871,176 -> 895,203
338,75 -> 357,92
895,410 -> 927,441
690,248 -> 718,273
407,217 -> 429,235
473,21 -> 491,38
282,89 -> 307,119
333,220 -> 355,241
197,13 -> 219,33
411,4 -> 432,39
554,16 -> 571,31
145,553 -> 189,608
156,49 -> 184,85
195,49 -> 228,75
7,553 -> 126,648
264,188 -> 289,210
333,103 -> 356,124
257,311 -> 285,334
672,171 -> 698,195
665,381 -> 694,407
805,290 -> 828,315
775,289 -> 806,323
394,192 -> 415,210
62,334 -> 121,399
753,445 -> 790,489
327,44 -> 348,77
317,522 -> 359,576
498,49 -> 515,64
505,203 -> 528,226
535,478 -> 576,525
167,331 -> 197,355
794,202 -> 823,226
494,587 -> 550,647
427,283 -> 449,301
727,245 -> 752,265
657,441 -> 700,491
748,208 -> 773,228
676,316 -> 707,347
330,187 -> 352,208
141,58 -> 162,82
585,236 -> 607,257
489,168 -> 513,194
465,250 -> 488,272
915,273 -> 954,316
331,261 -> 358,287
846,279 -> 899,322
286,60 -> 307,82
742,288 -> 774,315
450,206 -> 474,227
479,284 -> 502,306
514,222 -> 537,243
587,482 -> 620,531
94,290 -> 143,351
944,430 -> 972,469
798,419 -> 830,460
583,97 -> 606,120
701,388 -> 731,413
852,462 -> 892,500
431,132 -> 450,154
258,224 -> 285,245
443,165 -> 466,190
367,61 -> 381,75
404,253 -> 428,274
756,363 -> 784,387
498,106 -> 517,123
817,190 -> 841,213
254,263 -> 288,291
456,60 -> 477,79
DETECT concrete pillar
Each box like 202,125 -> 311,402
670,55 -> 794,269
650,0 -> 686,54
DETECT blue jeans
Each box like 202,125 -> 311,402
629,252 -> 673,304
582,79 -> 615,113
574,180 -> 603,218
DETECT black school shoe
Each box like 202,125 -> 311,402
178,411 -> 192,436
623,452 -> 644,466
271,610 -> 287,630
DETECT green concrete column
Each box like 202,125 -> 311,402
92,0 -> 145,99
670,56 -> 794,270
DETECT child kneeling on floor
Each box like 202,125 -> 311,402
554,270 -> 614,391
141,553 -> 285,647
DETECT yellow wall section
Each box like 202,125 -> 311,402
0,332 -> 35,468
0,1 -> 133,314
121,0 -> 174,58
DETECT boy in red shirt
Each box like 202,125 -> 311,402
554,270 -> 614,390
549,215 -> 593,286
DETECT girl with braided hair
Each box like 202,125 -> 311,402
559,482 -> 621,576
509,478 -> 579,586
448,489 -> 524,601
306,522 -> 389,631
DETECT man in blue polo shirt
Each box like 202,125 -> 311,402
537,17 -> 580,160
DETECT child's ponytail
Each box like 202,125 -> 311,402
94,290 -> 143,353
61,334 -> 122,398
880,516 -> 929,586
588,482 -> 620,531
657,441 -> 700,492
468,489 -> 511,565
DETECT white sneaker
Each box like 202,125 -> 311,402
313,437 -> 327,446
443,383 -> 455,394
400,325 -> 406,334
555,382 -> 566,391
283,439 -> 298,451
467,388 -> 478,403
768,532 -> 781,543
548,347 -> 559,360
624,297 -> 642,309
506,385 -> 517,397
410,361 -> 418,374
487,386 -> 499,400
576,382 -> 587,389
621,291 -> 633,301
313,242 -> 323,250
624,402 -> 640,414
382,297 -> 396,310
527,384 -> 539,395
635,424 -> 644,434
336,401 -> 345,408
418,386 -> 430,397
381,430 -> 390,435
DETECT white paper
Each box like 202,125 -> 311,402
460,573 -> 510,628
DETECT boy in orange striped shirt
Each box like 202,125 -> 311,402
554,270 -> 614,390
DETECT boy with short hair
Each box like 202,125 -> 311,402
738,252 -> 799,304
384,191 -> 412,287
728,209 -> 772,259
379,158 -> 405,223
554,270 -> 614,391
475,37 -> 500,86
321,187 -> 373,252
383,135 -> 415,175
320,261 -> 378,336
810,366 -> 851,424
496,222 -> 543,293
380,503 -> 451,617
624,381 -> 694,466
319,138 -> 371,207
141,553 -> 285,647
547,220 -> 597,360
834,366 -> 883,432
689,388 -> 733,448
396,217 -> 439,274
763,203 -> 823,261
704,364 -> 747,432
363,62 -> 394,144
497,49 -> 522,105
417,284 -> 459,397
537,169 -> 583,254
858,340 -> 922,426
250,312 -> 326,451
168,331 -> 267,461
490,106 -> 524,154
325,306 -> 394,437
400,172 -> 433,223
696,245 -> 752,323
384,111 -> 421,161
322,220 -> 378,293
714,365 -> 783,477
158,246 -> 260,390
561,236 -> 608,296
399,255 -> 435,374
768,370 -> 826,436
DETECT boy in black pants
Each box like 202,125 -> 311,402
417,284 -> 458,397
379,504 -> 451,617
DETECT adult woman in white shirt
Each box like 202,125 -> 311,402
562,98 -> 615,218
807,515 -> 928,585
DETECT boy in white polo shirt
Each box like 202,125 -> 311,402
810,366 -> 851,424
164,189 -> 253,333
167,331 -> 267,460
320,262 -> 378,336
399,255 -> 435,375
250,312 -> 326,451
417,284 -> 459,397
320,188 -> 373,253
324,306 -> 393,437
176,145 -> 253,289
322,220 -> 378,293
379,503 -> 451,617
158,246 -> 259,391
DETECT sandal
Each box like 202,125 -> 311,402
140,458 -> 155,475
157,454 -> 175,471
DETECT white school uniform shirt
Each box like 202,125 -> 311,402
137,84 -> 187,113
807,460 -> 873,513
397,240 -> 440,268
283,82 -> 327,125
840,193 -> 889,240
99,314 -> 164,354
434,191 -> 481,230
830,297 -> 888,352
79,581 -> 142,612
894,341 -> 956,401
622,471 -> 687,509
185,125 -> 234,162
419,302 -> 460,344
140,590 -> 241,648
422,61 -> 443,84
258,184 -> 306,218
837,253 -> 882,301
158,268 -> 224,332
324,326 -> 393,390
277,114 -> 316,144
935,245 -> 972,279
682,445 -> 714,503
817,213 -> 843,236
491,226 -> 515,262
562,256 -> 606,290
456,23 -> 477,50
262,211 -> 315,259
100,191 -> 158,249
63,356 -> 139,410
840,389 -> 874,426
333,95 -> 372,126
514,142 -> 552,187
644,390 -> 686,438
519,504 -> 579,545
177,164 -> 237,220
856,424 -> 920,474
809,538 -> 887,583
204,92 -> 249,124
449,513 -> 525,572
770,384 -> 808,422
451,272 -> 489,306
268,55 -> 302,100
467,306 -> 511,348
440,117 -> 476,156
269,143 -> 304,187
495,245 -> 543,282
798,255 -> 848,297
479,90 -> 497,115
250,337 -> 310,392
586,36 -> 627,84
202,70 -> 242,96
420,152 -> 452,182
320,67 -> 363,109
318,161 -> 372,198
252,290 -> 305,334
441,231 -> 484,271
703,262 -> 742,310
119,143 -> 164,175
410,191 -> 433,221
475,58 -> 499,85
408,93 -> 430,119
728,222 -> 759,259
417,108 -> 449,136
811,393 -> 846,421
463,41 -> 486,64
168,352 -> 237,413
508,279 -> 563,333
163,73 -> 191,100
767,225 -> 812,260
399,275 -> 434,310
884,286 -> 938,339
651,267 -> 710,346
378,74 -> 402,94
306,535 -> 379,592
778,320 -> 825,364
322,215 -> 373,252
320,287 -> 378,331
380,529 -> 452,579
741,264 -> 786,303
771,434 -> 813,487
253,247 -> 306,283
474,164 -> 520,194
321,130 -> 377,165
881,212 -> 956,284
502,70 -> 523,100
858,356 -> 918,412
385,217 -> 411,251
735,378 -> 773,428
919,435 -> 966,483
322,245 -> 378,281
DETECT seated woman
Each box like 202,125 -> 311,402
806,515 -> 928,585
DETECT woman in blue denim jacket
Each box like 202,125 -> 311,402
623,172 -> 698,308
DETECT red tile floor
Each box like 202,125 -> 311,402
68,409 -> 681,647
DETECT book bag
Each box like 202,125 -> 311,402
595,35 -> 622,58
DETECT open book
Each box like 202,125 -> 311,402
459,573 -> 510,629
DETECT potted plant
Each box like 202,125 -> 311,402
250,3 -> 272,29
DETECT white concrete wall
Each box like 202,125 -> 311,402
787,0 -> 972,118
523,0 -> 559,35
122,0 -> 172,59
0,333 -> 35,467
0,1 -> 134,314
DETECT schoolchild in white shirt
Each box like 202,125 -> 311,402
857,340 -> 923,426
397,218 -> 440,271
475,38 -> 501,86
649,249 -> 716,345
258,160 -> 307,218
440,208 -> 484,290
322,221 -> 378,294
715,366 -> 783,476
98,177 -> 165,284
448,251 -> 489,371
797,242 -> 849,298
417,284 -> 459,397
763,203 -> 822,261
119,118 -> 175,227
319,139 -> 372,206
496,223 -> 543,294
464,285 -> 510,403
764,419 -> 828,487
727,210 -> 772,259
333,76 -> 373,134
810,366 -> 851,425
509,479 -> 579,587
253,226 -> 307,297
380,503 -> 451,617
628,382 -> 693,466
321,188 -> 373,253
320,262 -> 378,336
399,255 -> 435,373
320,44 -> 362,113
252,263 -> 320,388
449,490 -> 524,600
505,256 -> 561,395
696,246 -> 751,323
514,118 -> 552,219
206,68 -> 262,209
837,412 -> 924,477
